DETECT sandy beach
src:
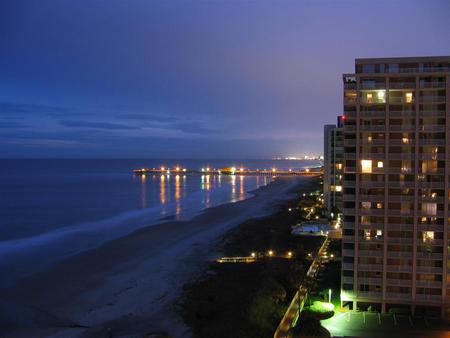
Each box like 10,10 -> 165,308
0,176 -> 309,338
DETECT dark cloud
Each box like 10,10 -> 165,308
59,120 -> 140,130
115,113 -> 177,123
0,102 -> 65,115
0,121 -> 29,128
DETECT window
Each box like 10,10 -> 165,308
361,201 -> 371,209
368,136 -> 372,143
361,160 -> 372,173
402,137 -> 409,144
364,229 -> 371,240
367,93 -> 373,103
335,185 -> 342,192
376,229 -> 382,237
405,92 -> 413,103
336,163 -> 343,170
422,202 -> 437,216
377,161 -> 384,168
423,231 -> 434,243
376,203 -> 383,209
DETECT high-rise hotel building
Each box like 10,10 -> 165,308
341,56 -> 450,316
324,116 -> 344,218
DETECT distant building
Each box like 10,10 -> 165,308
341,56 -> 450,318
323,116 -> 344,218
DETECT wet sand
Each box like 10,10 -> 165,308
0,176 -> 310,337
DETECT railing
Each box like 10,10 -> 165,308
420,82 -> 446,89
419,96 -> 447,103
389,82 -> 416,89
386,279 -> 412,287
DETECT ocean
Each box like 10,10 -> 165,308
0,158 -> 319,286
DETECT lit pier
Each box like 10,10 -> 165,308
133,166 -> 322,176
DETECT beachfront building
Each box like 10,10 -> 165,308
340,56 -> 450,317
323,116 -> 344,218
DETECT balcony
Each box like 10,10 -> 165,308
419,139 -> 445,146
386,279 -> 412,287
343,276 -> 354,284
387,238 -> 413,245
419,96 -> 447,103
415,294 -> 443,302
343,263 -> 354,270
388,251 -> 413,258
419,124 -> 446,132
360,181 -> 385,188
343,236 -> 355,242
359,194 -> 385,201
344,139 -> 356,146
385,292 -> 412,300
389,82 -> 416,89
360,111 -> 386,118
357,291 -> 382,298
359,250 -> 383,257
358,277 -> 382,284
389,97 -> 415,104
416,266 -> 443,274
388,195 -> 414,202
358,264 -> 383,271
420,82 -> 446,89
360,125 -> 386,132
416,252 -> 443,260
389,124 -> 416,131
342,249 -> 355,256
386,264 -> 413,273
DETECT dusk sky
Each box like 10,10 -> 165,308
1,0 -> 449,159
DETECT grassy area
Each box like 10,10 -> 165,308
179,176 -> 327,338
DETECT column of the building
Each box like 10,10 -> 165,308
382,76 -> 389,314
412,74 -> 420,315
443,73 -> 450,318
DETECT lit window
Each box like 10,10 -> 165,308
402,137 -> 409,144
335,185 -> 342,192
423,231 -> 434,243
405,92 -> 413,103
361,160 -> 372,173
366,93 -> 373,103
377,90 -> 385,101
361,201 -> 371,209
336,163 -> 343,170
376,203 -> 383,209
367,136 -> 372,143
376,229 -> 382,237
421,202 -> 437,216
364,229 -> 371,240
377,161 -> 383,168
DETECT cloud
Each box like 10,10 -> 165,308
59,120 -> 140,130
0,102 -> 66,115
6,138 -> 80,147
115,113 -> 176,123
171,122 -> 218,135
0,121 -> 29,128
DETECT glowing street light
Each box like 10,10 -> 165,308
328,289 -> 332,303
268,250 -> 274,256
287,251 -> 293,258
251,252 -> 256,258
272,168 -> 276,172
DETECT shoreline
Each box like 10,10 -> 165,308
0,176 -> 312,337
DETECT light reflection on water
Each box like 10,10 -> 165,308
139,174 -> 263,219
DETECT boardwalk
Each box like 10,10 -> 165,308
274,237 -> 330,338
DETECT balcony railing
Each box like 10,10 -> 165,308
419,96 -> 447,103
389,82 -> 416,89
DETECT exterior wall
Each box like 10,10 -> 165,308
324,122 -> 344,218
340,56 -> 450,316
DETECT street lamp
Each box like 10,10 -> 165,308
328,289 -> 332,303
268,250 -> 274,256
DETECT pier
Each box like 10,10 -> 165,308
133,166 -> 322,176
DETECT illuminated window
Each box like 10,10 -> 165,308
377,161 -> 383,168
336,163 -> 343,170
361,160 -> 372,173
364,229 -> 371,240
335,185 -> 342,192
361,201 -> 371,209
361,216 -> 370,225
422,202 -> 437,216
405,92 -> 413,103
423,231 -> 434,243
376,229 -> 382,237
366,93 -> 373,103
368,136 -> 372,143
402,137 -> 409,144
377,90 -> 385,100
376,202 -> 383,209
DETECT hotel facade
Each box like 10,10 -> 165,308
324,116 -> 344,218
340,56 -> 450,317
